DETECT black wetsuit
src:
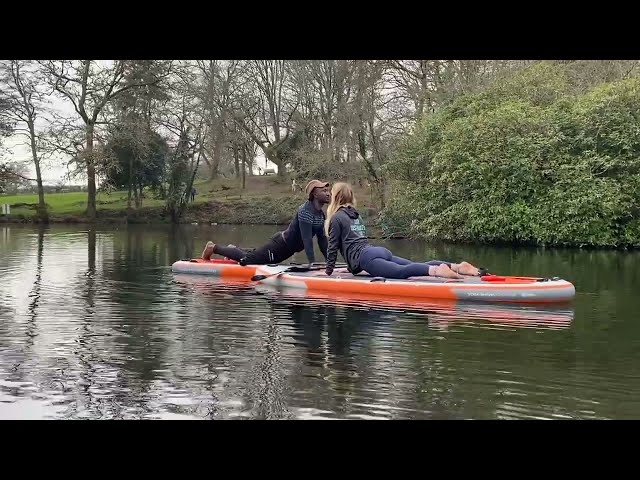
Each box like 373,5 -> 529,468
214,200 -> 328,265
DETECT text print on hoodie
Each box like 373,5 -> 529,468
325,205 -> 370,275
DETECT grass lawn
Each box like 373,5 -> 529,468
1,191 -> 89,216
0,175 -> 378,220
0,191 -> 164,217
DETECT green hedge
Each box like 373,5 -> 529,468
381,62 -> 640,247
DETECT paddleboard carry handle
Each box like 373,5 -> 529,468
251,265 -> 323,282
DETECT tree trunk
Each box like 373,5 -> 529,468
28,121 -> 48,223
264,147 -> 286,176
208,143 -> 221,180
86,123 -> 97,220
233,143 -> 240,179
133,186 -> 139,209
134,181 -> 141,209
241,144 -> 247,189
127,153 -> 134,210
248,154 -> 254,177
208,117 -> 225,180
87,227 -> 96,274
416,61 -> 428,119
171,148 -> 202,224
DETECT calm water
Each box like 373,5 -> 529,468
1,223 -> 639,420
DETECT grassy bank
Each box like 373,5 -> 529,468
0,176 -> 380,226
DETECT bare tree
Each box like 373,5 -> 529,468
384,60 -> 438,122
0,100 -> 11,136
0,94 -> 15,191
560,60 -> 640,91
0,161 -> 32,194
383,60 -> 535,124
155,62 -> 207,222
0,60 -> 51,220
194,60 -> 243,180
231,60 -> 299,176
39,60 -> 172,220
290,60 -> 357,162
103,61 -> 172,210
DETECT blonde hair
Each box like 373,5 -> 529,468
325,182 -> 357,235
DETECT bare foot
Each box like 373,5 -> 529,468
429,264 -> 463,279
452,261 -> 479,276
202,241 -> 215,260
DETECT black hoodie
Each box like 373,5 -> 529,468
326,206 -> 370,275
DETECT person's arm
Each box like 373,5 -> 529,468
325,216 -> 341,275
317,226 -> 328,261
298,209 -> 316,264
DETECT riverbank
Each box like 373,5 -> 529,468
0,176 -> 381,227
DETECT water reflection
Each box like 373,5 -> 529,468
26,226 -> 45,343
172,274 -> 576,419
1,224 -> 639,420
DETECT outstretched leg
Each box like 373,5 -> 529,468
360,247 -> 464,279
202,241 -> 249,261
361,257 -> 463,279
390,255 -> 412,265
239,235 -> 294,265
390,254 -> 452,268
389,254 -> 449,266
213,244 -> 249,261
362,257 -> 427,279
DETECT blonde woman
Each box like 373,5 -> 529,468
324,182 -> 480,279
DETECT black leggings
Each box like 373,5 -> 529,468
214,234 -> 294,265
359,246 -> 451,279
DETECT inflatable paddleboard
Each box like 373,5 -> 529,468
171,259 -> 575,304
171,258 -> 258,278
252,265 -> 575,304
172,274 -> 574,329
